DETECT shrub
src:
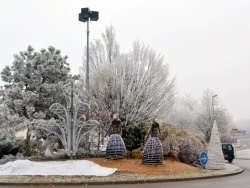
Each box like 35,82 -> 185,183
29,140 -> 45,156
122,123 -> 147,151
0,141 -> 21,158
18,139 -> 45,157
160,124 -> 207,167
126,151 -> 142,159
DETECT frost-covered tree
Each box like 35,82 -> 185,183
215,106 -> 234,143
166,95 -> 198,131
166,90 -> 233,143
79,26 -> 175,127
0,103 -> 23,138
0,46 -> 76,155
195,89 -> 233,143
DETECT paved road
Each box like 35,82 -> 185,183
1,139 -> 249,188
78,159 -> 250,188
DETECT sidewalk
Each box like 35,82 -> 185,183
0,163 -> 243,186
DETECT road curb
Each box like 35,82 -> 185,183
0,164 -> 243,186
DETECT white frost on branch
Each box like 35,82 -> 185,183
80,26 -> 175,125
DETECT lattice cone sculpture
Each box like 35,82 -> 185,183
206,121 -> 226,170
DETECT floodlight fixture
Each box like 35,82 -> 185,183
90,11 -> 99,21
79,8 -> 99,22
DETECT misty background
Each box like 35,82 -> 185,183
1,0 -> 250,129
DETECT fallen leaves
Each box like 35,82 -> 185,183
87,158 -> 199,175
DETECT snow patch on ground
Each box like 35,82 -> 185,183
0,160 -> 117,176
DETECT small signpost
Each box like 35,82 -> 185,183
199,151 -> 208,167
230,129 -> 246,136
230,128 -> 246,157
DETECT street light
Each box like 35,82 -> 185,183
79,8 -> 99,92
212,94 -> 218,124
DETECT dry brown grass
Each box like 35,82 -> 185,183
87,158 -> 199,175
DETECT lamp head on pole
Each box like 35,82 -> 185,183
90,11 -> 99,21
79,8 -> 99,22
78,13 -> 87,22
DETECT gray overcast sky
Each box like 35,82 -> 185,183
1,0 -> 250,121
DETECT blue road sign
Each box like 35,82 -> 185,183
199,151 -> 208,166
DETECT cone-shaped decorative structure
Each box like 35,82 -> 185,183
105,114 -> 126,159
142,116 -> 163,164
142,137 -> 163,164
106,134 -> 126,159
206,120 -> 226,170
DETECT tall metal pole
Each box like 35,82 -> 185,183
86,18 -> 90,92
79,8 -> 99,92
70,82 -> 74,160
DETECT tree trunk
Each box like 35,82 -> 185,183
23,128 -> 31,156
